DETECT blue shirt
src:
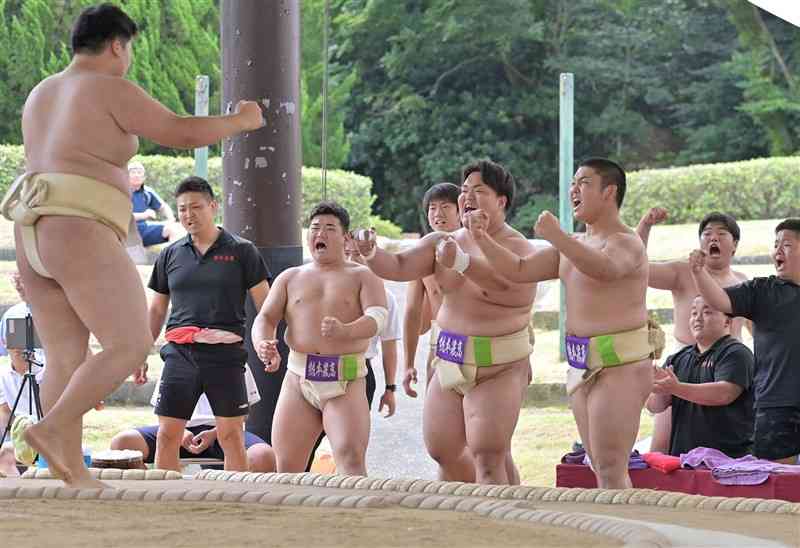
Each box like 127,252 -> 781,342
131,185 -> 164,226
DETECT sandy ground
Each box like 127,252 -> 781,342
2,476 -> 798,547
540,501 -> 800,548
0,499 -> 620,548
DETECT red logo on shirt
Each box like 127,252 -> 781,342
213,255 -> 237,262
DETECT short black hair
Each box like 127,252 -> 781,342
461,160 -> 515,211
175,176 -> 214,200
578,158 -> 626,208
422,182 -> 460,213
775,218 -> 800,237
308,201 -> 350,232
71,3 -> 138,55
698,212 -> 741,242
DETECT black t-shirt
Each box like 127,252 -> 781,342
667,336 -> 755,458
725,276 -> 800,408
149,228 -> 270,338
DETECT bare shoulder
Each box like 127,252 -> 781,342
274,266 -> 301,285
352,262 -> 380,281
496,224 -> 536,255
420,230 -> 451,247
732,268 -> 749,282
608,228 -> 645,253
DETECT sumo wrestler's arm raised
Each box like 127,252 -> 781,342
548,229 -> 644,282
353,231 -> 439,282
110,79 -> 264,149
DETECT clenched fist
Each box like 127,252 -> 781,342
435,236 -> 458,269
351,228 -> 377,260
689,249 -> 706,274
321,316 -> 346,338
464,209 -> 490,240
235,100 -> 266,131
534,211 -> 563,242
640,207 -> 668,227
256,339 -> 281,372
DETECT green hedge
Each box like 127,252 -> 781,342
623,157 -> 800,225
0,145 -> 401,236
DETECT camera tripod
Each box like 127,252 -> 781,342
0,315 -> 44,451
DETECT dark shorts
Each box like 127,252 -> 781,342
753,406 -> 800,461
154,342 -> 248,420
135,424 -> 265,463
138,222 -> 168,247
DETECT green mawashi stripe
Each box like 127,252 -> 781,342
473,336 -> 493,367
595,335 -> 622,367
342,355 -> 359,380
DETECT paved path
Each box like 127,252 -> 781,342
365,280 -> 438,479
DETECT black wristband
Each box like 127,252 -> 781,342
385,384 -> 397,392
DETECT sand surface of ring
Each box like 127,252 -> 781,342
0,499 -> 622,548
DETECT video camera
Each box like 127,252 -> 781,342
5,315 -> 41,350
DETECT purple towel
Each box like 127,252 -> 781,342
561,448 -> 648,470
681,447 -> 800,486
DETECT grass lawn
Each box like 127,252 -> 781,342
644,218 -> 779,261
82,405 -> 155,452
512,404 -> 655,486
76,402 -> 653,487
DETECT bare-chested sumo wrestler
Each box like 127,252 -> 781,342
354,160 -> 535,485
457,158 -> 663,489
251,202 -> 387,476
4,4 -> 264,487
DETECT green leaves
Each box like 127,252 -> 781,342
623,157 -> 800,226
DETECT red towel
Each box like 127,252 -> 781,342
643,452 -> 681,474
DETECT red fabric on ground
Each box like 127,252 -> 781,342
556,464 -> 800,502
642,452 -> 681,474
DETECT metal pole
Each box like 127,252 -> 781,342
222,0 -> 302,443
558,73 -> 574,360
194,75 -> 209,179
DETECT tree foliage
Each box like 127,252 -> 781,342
1,1 -> 799,232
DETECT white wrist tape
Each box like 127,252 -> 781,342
452,244 -> 470,274
364,306 -> 389,334
354,229 -> 377,260
436,237 -> 470,274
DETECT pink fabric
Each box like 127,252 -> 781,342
165,326 -> 242,344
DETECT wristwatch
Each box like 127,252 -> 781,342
385,384 -> 397,392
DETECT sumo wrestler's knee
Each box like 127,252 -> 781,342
472,449 -> 506,478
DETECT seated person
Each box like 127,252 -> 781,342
646,295 -> 755,458
128,161 -> 185,246
0,348 -> 46,474
0,273 -> 45,363
0,373 -> 17,476
110,364 -> 275,472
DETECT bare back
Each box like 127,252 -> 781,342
283,263 -> 373,355
437,226 -> 537,336
560,229 -> 648,337
22,70 -> 137,193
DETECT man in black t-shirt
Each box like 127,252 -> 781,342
691,218 -> 800,463
646,296 -> 754,457
142,177 -> 270,472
